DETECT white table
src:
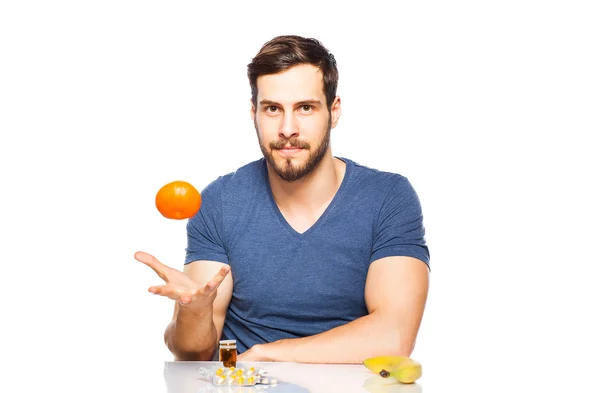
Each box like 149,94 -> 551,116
164,361 -> 423,393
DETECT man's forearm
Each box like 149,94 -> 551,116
256,312 -> 416,364
164,305 -> 217,361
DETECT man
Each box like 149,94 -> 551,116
135,35 -> 430,364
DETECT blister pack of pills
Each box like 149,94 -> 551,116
198,366 -> 279,387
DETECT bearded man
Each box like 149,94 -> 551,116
135,35 -> 430,363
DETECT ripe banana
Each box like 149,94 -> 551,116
363,356 -> 422,384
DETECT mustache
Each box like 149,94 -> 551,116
270,138 -> 311,150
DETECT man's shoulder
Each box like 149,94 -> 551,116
201,158 -> 265,197
343,157 -> 411,192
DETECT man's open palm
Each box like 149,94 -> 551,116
134,251 -> 230,306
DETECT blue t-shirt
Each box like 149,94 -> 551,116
185,157 -> 429,353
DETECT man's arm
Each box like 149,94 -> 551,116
165,261 -> 233,360
239,256 -> 429,363
134,251 -> 233,361
164,260 -> 233,361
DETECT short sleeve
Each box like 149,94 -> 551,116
370,177 -> 430,268
184,179 -> 229,265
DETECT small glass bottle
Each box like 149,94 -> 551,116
219,339 -> 237,368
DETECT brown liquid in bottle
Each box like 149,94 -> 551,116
219,340 -> 237,368
219,347 -> 237,368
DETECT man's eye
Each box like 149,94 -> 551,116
301,105 -> 313,112
267,106 -> 278,112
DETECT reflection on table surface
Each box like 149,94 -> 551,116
164,361 -> 423,393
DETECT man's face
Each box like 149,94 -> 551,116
252,64 -> 340,182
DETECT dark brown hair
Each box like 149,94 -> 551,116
247,35 -> 338,110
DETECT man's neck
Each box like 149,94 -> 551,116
267,153 -> 346,215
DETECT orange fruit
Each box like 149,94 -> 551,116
155,180 -> 202,220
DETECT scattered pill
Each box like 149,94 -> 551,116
209,366 -> 275,387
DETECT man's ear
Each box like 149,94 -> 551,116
330,96 -> 342,128
250,98 -> 256,122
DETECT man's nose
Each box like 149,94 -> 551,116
279,112 -> 299,139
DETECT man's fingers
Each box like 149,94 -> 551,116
202,265 -> 231,293
146,263 -> 231,303
135,251 -> 171,282
148,285 -> 172,297
149,285 -> 191,302
179,294 -> 193,304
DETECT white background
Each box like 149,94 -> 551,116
1,1 -> 598,392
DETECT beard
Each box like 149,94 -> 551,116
255,116 -> 332,182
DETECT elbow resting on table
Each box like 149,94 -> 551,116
374,331 -> 415,358
164,322 -> 216,361
172,350 -> 214,361
375,318 -> 417,357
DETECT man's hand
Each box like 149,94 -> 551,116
237,344 -> 270,362
134,251 -> 230,307
237,341 -> 290,362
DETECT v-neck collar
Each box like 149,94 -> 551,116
263,157 -> 353,239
